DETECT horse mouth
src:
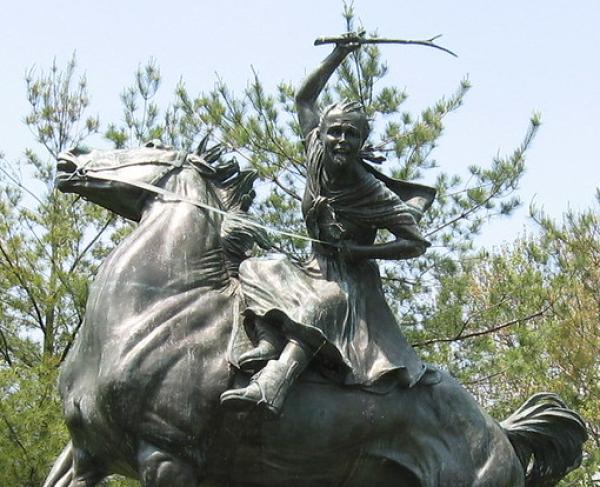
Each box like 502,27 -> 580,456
55,154 -> 80,188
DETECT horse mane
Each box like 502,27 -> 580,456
217,166 -> 271,277
187,141 -> 271,277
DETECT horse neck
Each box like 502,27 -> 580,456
128,166 -> 230,292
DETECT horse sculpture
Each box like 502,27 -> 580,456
44,141 -> 587,487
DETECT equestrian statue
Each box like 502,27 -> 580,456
43,36 -> 587,487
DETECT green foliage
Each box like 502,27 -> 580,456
0,360 -> 67,487
105,59 -> 163,148
0,56 -> 123,485
25,54 -> 100,161
423,199 -> 600,483
3,5 -> 592,486
155,9 -> 538,304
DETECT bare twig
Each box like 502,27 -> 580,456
314,34 -> 458,58
0,164 -> 44,206
425,188 -> 498,237
68,215 -> 115,273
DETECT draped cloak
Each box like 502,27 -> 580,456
237,128 -> 436,391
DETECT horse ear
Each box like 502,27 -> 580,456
187,154 -> 217,175
202,144 -> 227,164
195,135 -> 210,156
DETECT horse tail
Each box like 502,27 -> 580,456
43,441 -> 73,487
500,393 -> 587,486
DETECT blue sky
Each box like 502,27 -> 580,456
2,0 -> 599,248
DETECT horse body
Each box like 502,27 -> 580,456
55,146 -> 235,481
208,371 -> 524,487
45,143 -> 586,487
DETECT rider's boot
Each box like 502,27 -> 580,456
238,319 -> 282,373
221,340 -> 310,416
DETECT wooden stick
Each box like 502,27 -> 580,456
314,34 -> 458,58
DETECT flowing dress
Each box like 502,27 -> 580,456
238,129 -> 436,391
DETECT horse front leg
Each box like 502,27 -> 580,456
43,441 -> 107,487
137,441 -> 200,487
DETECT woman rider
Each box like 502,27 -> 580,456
220,40 -> 438,416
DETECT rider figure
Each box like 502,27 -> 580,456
221,39 -> 438,416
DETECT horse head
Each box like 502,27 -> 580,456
56,139 -> 270,274
55,139 -> 233,222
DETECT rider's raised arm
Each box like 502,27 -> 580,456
295,44 -> 358,138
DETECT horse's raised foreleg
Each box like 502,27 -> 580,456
43,441 -> 106,487
137,441 -> 199,487
43,442 -> 74,487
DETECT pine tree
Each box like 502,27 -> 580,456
425,196 -> 599,483
157,4 -> 538,357
0,6 -> 556,486
0,56 -> 129,486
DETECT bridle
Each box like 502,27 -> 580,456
62,151 -> 335,247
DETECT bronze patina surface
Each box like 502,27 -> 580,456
43,37 -> 587,487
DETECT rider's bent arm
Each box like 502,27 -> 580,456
295,45 -> 357,138
340,237 -> 428,261
340,223 -> 430,261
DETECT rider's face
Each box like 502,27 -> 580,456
321,111 -> 365,167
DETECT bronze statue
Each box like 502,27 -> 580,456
221,41 -> 439,416
43,38 -> 587,487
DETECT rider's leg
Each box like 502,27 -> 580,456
221,340 -> 311,416
238,317 -> 283,372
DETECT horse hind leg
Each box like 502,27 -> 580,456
137,441 -> 199,487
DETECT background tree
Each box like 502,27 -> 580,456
420,196 -> 600,483
0,56 -> 127,486
2,4 -> 596,486
163,4 -> 538,358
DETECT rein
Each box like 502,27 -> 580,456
70,153 -> 336,248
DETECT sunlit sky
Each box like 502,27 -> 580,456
2,0 -> 599,248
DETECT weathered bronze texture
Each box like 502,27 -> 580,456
43,39 -> 587,487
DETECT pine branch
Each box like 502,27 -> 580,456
412,305 -> 551,347
68,214 -> 115,273
0,241 -> 45,332
0,325 -> 13,366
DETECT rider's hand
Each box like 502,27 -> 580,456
334,30 -> 365,54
